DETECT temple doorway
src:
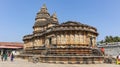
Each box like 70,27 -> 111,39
49,38 -> 52,45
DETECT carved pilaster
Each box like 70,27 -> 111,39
66,32 -> 69,45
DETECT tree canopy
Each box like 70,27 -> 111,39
99,36 -> 120,43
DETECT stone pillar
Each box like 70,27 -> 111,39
60,32 -> 64,45
34,39 -> 38,47
66,33 -> 69,45
52,36 -> 56,45
70,32 -> 72,45
75,31 -> 79,45
94,37 -> 96,47
57,34 -> 60,45
55,33 -> 57,45
92,37 -> 96,47
83,32 -> 86,44
64,32 -> 67,45
39,39 -> 42,46
78,32 -> 81,44
42,37 -> 45,45
23,41 -> 27,50
61,32 -> 65,45
81,32 -> 84,44
70,31 -> 74,45
45,38 -> 49,47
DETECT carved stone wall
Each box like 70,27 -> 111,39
42,31 -> 96,46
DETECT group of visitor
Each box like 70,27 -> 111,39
1,52 -> 14,62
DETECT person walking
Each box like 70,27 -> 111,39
4,53 -> 8,61
100,47 -> 105,55
10,53 -> 14,62
116,54 -> 120,64
1,54 -> 4,61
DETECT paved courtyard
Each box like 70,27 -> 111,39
0,58 -> 120,67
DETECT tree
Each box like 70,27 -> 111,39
99,40 -> 104,44
114,36 -> 120,42
99,36 -> 120,44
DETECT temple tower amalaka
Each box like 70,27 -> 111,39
23,4 -> 104,64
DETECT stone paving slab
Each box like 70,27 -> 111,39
0,58 -> 120,67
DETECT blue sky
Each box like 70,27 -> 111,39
0,0 -> 120,42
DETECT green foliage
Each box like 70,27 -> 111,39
99,36 -> 120,43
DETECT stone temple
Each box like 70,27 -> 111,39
23,4 -> 103,64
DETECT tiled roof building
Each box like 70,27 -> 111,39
0,42 -> 23,49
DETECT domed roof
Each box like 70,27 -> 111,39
50,12 -> 59,24
61,21 -> 83,26
61,21 -> 97,30
33,4 -> 59,27
34,4 -> 50,27
34,20 -> 49,27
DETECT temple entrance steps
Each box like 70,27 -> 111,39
38,47 -> 104,64
46,47 -> 103,56
40,56 -> 104,64
21,46 -> 104,64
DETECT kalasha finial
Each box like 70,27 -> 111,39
51,12 -> 57,18
38,4 -> 49,14
42,4 -> 47,8
51,12 -> 58,22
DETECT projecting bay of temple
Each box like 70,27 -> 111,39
22,4 -> 103,64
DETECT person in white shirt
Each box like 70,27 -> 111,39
118,54 -> 120,59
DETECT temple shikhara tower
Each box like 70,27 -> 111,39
23,4 -> 103,64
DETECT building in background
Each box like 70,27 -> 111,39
0,42 -> 23,56
98,42 -> 120,57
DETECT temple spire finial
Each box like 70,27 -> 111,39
42,4 -> 47,8
51,12 -> 57,19
52,12 -> 57,18
35,4 -> 50,22
51,12 -> 58,22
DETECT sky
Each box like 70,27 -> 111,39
0,0 -> 120,42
